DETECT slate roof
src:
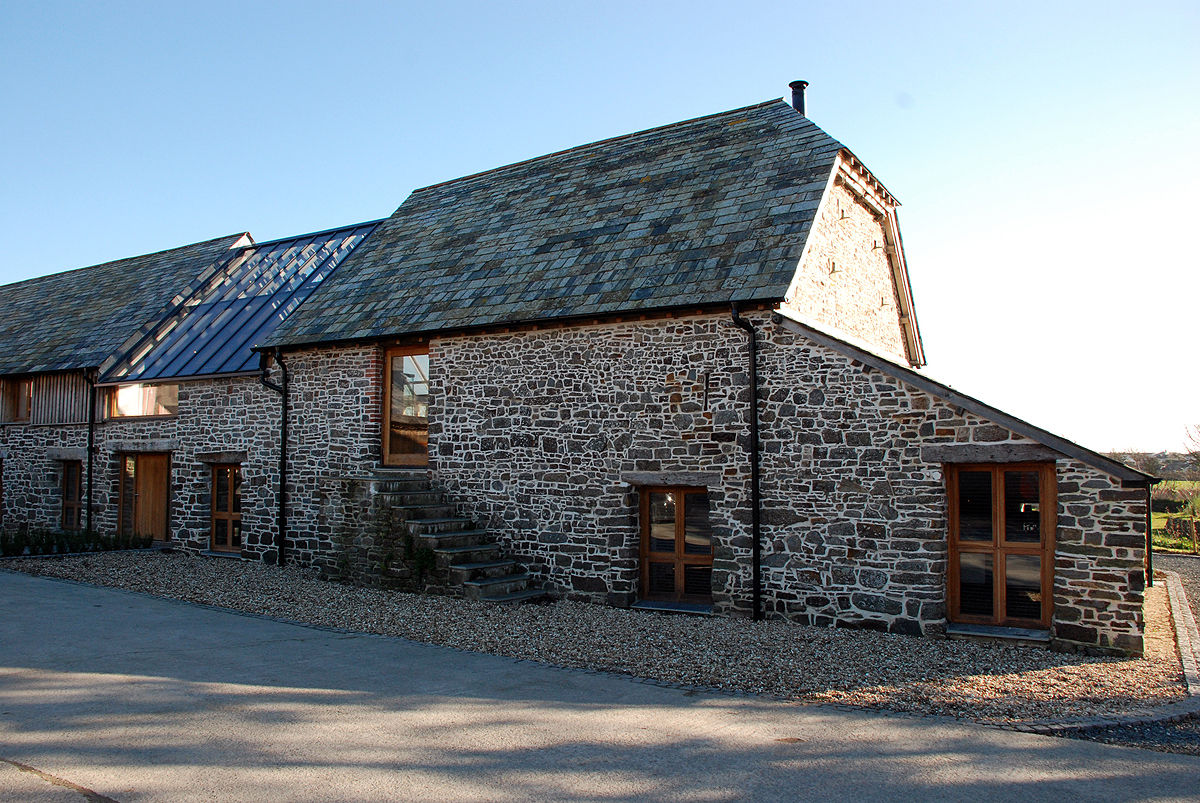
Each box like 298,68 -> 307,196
101,221 -> 380,384
267,99 -> 844,347
0,234 -> 247,375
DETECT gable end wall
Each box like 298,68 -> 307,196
784,176 -> 909,362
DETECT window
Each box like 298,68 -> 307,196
639,487 -> 714,604
947,463 -> 1055,628
210,464 -> 242,552
383,348 -> 430,466
1,377 -> 32,423
61,461 -> 83,531
109,383 -> 178,417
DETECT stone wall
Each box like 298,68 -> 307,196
0,377 -> 281,555
756,319 -> 1145,654
0,347 -> 382,571
0,318 -> 1146,655
428,311 -> 1146,654
783,175 -> 909,363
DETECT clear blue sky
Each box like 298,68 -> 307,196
2,1 -> 1197,452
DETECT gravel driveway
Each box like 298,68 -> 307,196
1069,554 -> 1200,756
2,551 -> 1188,727
1158,553 -> 1200,622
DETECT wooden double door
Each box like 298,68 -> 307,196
118,453 -> 170,541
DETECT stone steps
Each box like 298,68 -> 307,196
433,543 -> 502,567
448,559 -> 518,584
463,573 -> 533,600
479,588 -> 549,605
362,468 -> 544,604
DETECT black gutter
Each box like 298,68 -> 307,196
259,349 -> 289,566
730,304 -> 763,621
85,369 -> 97,535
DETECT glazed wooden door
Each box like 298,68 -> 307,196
119,453 -> 170,541
384,348 -> 430,466
640,487 -> 714,604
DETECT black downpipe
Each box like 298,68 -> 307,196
730,304 -> 763,621
85,370 -> 97,535
259,349 -> 289,566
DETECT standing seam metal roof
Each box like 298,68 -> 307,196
100,221 -> 381,383
265,99 -> 844,347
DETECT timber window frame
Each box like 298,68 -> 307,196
209,463 -> 242,553
1,376 -> 32,423
61,460 -> 83,531
946,462 -> 1056,628
638,486 -> 715,604
382,347 -> 430,467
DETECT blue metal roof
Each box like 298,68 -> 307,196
101,220 -> 380,383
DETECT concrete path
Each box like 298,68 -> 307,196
1,571 -> 1198,802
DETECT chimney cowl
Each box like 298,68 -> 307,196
789,80 -> 808,115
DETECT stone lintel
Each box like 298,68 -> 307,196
46,447 -> 87,461
921,444 -> 1060,464
195,451 -> 248,464
620,471 -> 724,488
106,440 -> 178,453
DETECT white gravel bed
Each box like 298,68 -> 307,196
4,551 -> 1188,724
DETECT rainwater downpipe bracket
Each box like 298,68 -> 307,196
730,303 -> 763,621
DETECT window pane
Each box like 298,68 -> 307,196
648,492 -> 675,552
213,519 -> 228,547
215,469 -> 229,513
1005,554 -> 1042,621
112,383 -> 178,417
230,520 -> 242,548
388,354 -> 430,459
120,456 -> 136,537
1004,470 -> 1042,543
647,562 -> 675,595
683,493 -> 712,555
683,565 -> 712,599
957,471 -> 993,542
959,553 -> 993,617
231,467 -> 242,514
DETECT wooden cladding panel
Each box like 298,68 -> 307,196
30,373 -> 89,425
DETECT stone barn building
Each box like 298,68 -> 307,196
0,85 -> 1154,655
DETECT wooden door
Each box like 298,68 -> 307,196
120,454 -> 170,541
640,487 -> 714,604
383,348 -> 430,466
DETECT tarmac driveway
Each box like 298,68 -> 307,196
1,570 -> 1198,802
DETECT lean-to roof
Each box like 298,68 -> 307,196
266,99 -> 843,347
0,234 -> 247,375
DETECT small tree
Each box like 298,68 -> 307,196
1186,425 -> 1200,472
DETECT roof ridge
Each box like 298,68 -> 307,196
411,98 -> 791,195
0,232 -> 249,291
247,218 -> 386,250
